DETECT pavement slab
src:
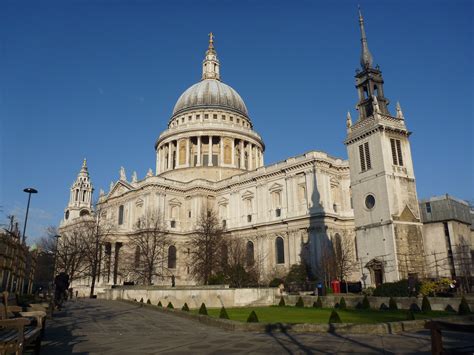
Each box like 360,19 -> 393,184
39,298 -> 470,354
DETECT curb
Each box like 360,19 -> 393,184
117,299 -> 471,334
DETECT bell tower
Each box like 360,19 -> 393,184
345,9 -> 425,286
63,159 -> 94,223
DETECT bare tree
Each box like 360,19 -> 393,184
318,240 -> 337,289
188,209 -> 225,285
125,211 -> 170,285
333,232 -> 358,290
222,237 -> 259,288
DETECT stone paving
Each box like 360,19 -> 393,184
40,298 -> 471,354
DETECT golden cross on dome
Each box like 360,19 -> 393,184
208,32 -> 214,43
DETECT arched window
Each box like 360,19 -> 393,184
168,246 -> 177,269
246,241 -> 255,267
275,237 -> 285,264
75,189 -> 79,201
82,190 -> 86,202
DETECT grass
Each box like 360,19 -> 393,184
191,306 -> 450,324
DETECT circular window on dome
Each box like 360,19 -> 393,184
365,194 -> 376,210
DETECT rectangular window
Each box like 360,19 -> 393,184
390,139 -> 398,165
118,205 -> 124,225
196,114 -> 200,120
364,142 -> 371,170
396,140 -> 403,166
359,142 -> 371,172
204,114 -> 208,119
359,144 -> 366,171
275,208 -> 281,217
170,220 -> 176,228
213,114 -> 217,119
222,115 -> 226,120
247,214 -> 252,222
222,219 -> 227,228
426,202 -> 431,213
230,116 -> 233,122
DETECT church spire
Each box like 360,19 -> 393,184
358,6 -> 373,69
202,32 -> 221,80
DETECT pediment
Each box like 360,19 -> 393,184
135,198 -> 144,207
108,181 -> 132,198
218,197 -> 229,206
168,198 -> 182,206
269,183 -> 283,192
395,205 -> 419,222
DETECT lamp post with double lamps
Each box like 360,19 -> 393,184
22,187 -> 38,244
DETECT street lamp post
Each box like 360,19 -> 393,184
22,187 -> 38,244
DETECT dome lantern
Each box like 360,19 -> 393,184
202,32 -> 220,81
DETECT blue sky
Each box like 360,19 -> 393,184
1,0 -> 473,244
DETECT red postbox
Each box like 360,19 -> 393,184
331,280 -> 341,294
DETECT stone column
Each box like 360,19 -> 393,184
240,140 -> 245,169
197,136 -> 201,166
109,243 -> 115,284
167,142 -> 172,170
248,143 -> 253,170
208,135 -> 213,166
156,149 -> 160,174
113,242 -> 122,285
176,140 -> 181,168
186,137 -> 190,167
219,137 -> 224,166
231,138 -> 235,167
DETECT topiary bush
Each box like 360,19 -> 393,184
421,295 -> 432,312
167,302 -> 174,309
445,304 -> 456,313
146,299 -> 151,304
295,296 -> 304,308
199,303 -> 208,315
406,310 -> 415,320
379,303 -> 389,311
361,295 -> 370,309
328,310 -> 342,323
181,303 -> 190,312
458,296 -> 471,315
278,297 -> 286,307
219,306 -> 229,319
140,297 -> 144,303
314,296 -> 323,308
157,301 -> 163,307
247,310 -> 259,323
389,297 -> 398,311
339,297 -> 347,310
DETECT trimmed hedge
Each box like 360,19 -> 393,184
373,279 -> 419,297
146,299 -> 151,304
219,306 -> 229,319
339,297 -> 347,310
139,297 -> 144,303
295,297 -> 304,308
167,302 -> 174,309
389,297 -> 398,311
421,296 -> 431,312
328,310 -> 342,323
199,303 -> 208,315
361,295 -> 370,309
278,297 -> 286,307
181,303 -> 190,312
157,301 -> 163,307
313,297 -> 323,308
458,296 -> 471,315
247,310 -> 259,323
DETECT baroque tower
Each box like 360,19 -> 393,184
345,9 -> 425,286
63,159 -> 94,222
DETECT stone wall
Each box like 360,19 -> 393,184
98,286 -> 278,308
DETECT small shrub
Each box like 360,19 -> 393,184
379,303 -> 389,311
146,299 -> 151,304
389,297 -> 398,311
328,310 -> 342,323
133,298 -> 137,302
419,280 -> 437,297
421,296 -> 431,312
339,297 -> 347,310
445,304 -> 456,313
314,297 -> 323,308
181,303 -> 190,312
269,278 -> 284,287
373,279 -> 420,297
409,303 -> 421,313
199,303 -> 208,315
157,301 -> 163,307
219,306 -> 229,319
278,297 -> 286,307
295,296 -> 304,308
247,310 -> 259,323
167,302 -> 174,309
458,296 -> 471,315
406,310 -> 415,320
362,295 -> 370,309
139,297 -> 144,303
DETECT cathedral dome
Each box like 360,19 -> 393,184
172,79 -> 248,118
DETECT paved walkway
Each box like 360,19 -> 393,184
41,299 -> 470,354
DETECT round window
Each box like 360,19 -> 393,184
365,194 -> 376,209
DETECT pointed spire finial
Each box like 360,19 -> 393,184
372,95 -> 380,113
346,111 -> 353,128
202,33 -> 220,80
82,158 -> 87,167
396,101 -> 404,119
358,6 -> 373,69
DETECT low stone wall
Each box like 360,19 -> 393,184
279,294 -> 474,311
100,286 -> 278,308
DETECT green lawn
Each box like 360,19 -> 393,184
192,306 -> 451,324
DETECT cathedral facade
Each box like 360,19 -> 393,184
59,12 -> 428,288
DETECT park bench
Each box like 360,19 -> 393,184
425,319 -> 474,355
1,292 -> 45,354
